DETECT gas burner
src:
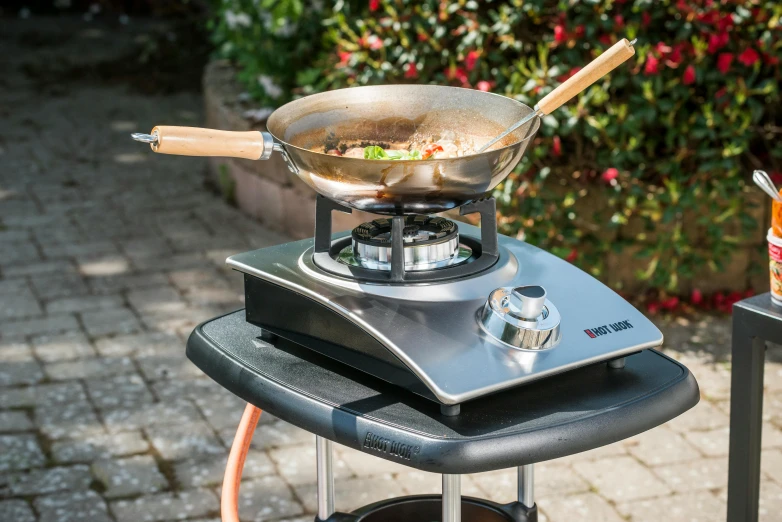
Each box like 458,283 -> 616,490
337,216 -> 473,271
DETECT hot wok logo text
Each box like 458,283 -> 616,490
363,432 -> 420,460
584,320 -> 633,339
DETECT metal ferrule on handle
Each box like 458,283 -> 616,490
131,126 -> 275,161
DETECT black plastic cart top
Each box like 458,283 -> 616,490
187,310 -> 698,474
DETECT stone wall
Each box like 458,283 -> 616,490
202,60 -> 770,294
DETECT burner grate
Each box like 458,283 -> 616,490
311,195 -> 499,284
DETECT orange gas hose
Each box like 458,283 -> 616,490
222,403 -> 262,522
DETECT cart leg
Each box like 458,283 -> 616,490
727,324 -> 766,522
316,436 -> 335,521
518,464 -> 534,508
442,474 -> 461,522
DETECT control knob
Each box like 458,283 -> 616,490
479,285 -> 561,350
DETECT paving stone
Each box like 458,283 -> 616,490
146,420 -> 225,460
0,240 -> 40,264
269,444 -> 350,486
0,314 -> 80,341
1,381 -> 86,409
174,450 -> 273,488
0,410 -> 34,433
539,492 -> 624,522
44,355 -> 135,381
110,489 -> 219,522
0,284 -> 43,320
52,431 -> 149,463
555,441 -> 628,465
624,426 -> 701,466
6,465 -> 92,496
2,259 -> 76,278
46,294 -> 124,314
234,475 -> 305,521
136,348 -> 203,381
0,359 -> 44,386
756,481 -> 782,522
35,399 -> 105,439
92,455 -> 169,498
615,491 -> 725,522
0,499 -> 36,522
221,420 -> 314,450
394,471 -> 485,498
32,331 -> 95,362
86,373 -> 153,411
29,274 -> 89,301
103,399 -> 202,433
0,340 -> 34,363
41,240 -> 118,260
296,474 -> 406,514
94,331 -> 180,357
762,449 -> 782,485
684,424 -> 782,458
470,463 -> 590,504
87,272 -> 170,294
33,490 -> 112,522
127,286 -> 188,315
572,456 -> 671,502
77,255 -> 131,277
652,457 -> 729,493
0,434 -> 46,471
80,308 -> 142,337
666,401 -> 731,434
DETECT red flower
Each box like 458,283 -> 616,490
601,168 -> 619,182
717,53 -> 733,73
465,50 -> 479,72
447,66 -> 469,84
369,0 -> 380,12
667,46 -> 683,68
417,32 -> 427,42
367,35 -> 383,50
660,296 -> 679,310
566,248 -> 578,263
598,34 -> 612,46
614,15 -> 624,29
738,48 -> 760,67
708,32 -> 729,54
338,51 -> 352,65
717,13 -> 734,32
647,301 -> 660,314
552,135 -> 562,157
655,42 -> 672,55
554,24 -> 567,43
714,86 -> 728,100
764,53 -> 780,66
642,12 -> 651,27
574,25 -> 585,38
644,55 -> 660,75
404,63 -> 418,79
691,288 -> 703,305
682,65 -> 696,85
697,11 -> 718,25
770,172 -> 782,185
476,80 -> 492,92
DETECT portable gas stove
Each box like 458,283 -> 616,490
228,195 -> 664,415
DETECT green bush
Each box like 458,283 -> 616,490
210,0 -> 782,293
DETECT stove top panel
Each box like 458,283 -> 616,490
228,224 -> 663,404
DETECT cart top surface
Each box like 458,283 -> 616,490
187,310 -> 699,473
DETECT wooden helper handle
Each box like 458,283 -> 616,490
536,38 -> 636,115
148,126 -> 274,160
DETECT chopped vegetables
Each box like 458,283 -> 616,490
363,146 -> 422,160
422,143 -> 444,159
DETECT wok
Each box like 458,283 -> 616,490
133,39 -> 635,215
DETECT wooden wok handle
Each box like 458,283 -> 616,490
147,126 -> 273,160
537,38 -> 636,115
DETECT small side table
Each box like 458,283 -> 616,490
728,294 -> 782,522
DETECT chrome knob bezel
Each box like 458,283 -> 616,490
478,286 -> 562,351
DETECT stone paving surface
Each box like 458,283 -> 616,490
2,16 -> 782,522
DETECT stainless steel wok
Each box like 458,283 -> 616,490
133,39 -> 635,215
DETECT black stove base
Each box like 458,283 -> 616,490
318,496 -> 537,522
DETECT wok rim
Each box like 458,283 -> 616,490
265,84 -> 540,164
